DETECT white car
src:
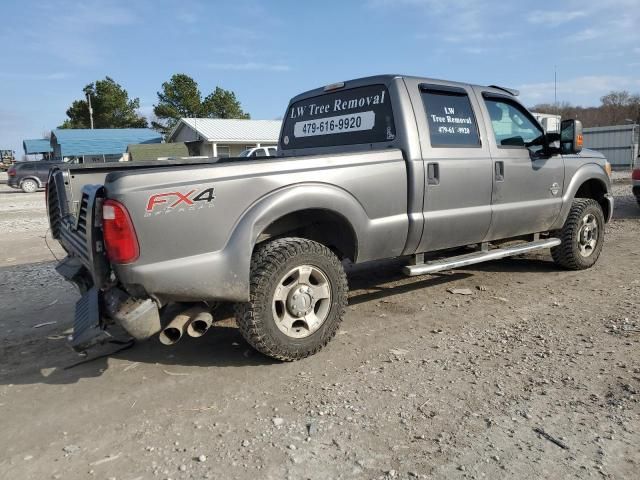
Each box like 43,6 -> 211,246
238,146 -> 278,158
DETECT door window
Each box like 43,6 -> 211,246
421,89 -> 481,147
484,98 -> 544,148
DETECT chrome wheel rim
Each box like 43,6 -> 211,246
577,213 -> 598,257
272,265 -> 332,339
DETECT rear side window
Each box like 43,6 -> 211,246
421,88 -> 480,147
280,84 -> 396,150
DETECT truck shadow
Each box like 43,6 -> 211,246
1,254 -> 560,386
346,258 -> 473,305
0,321 -> 280,387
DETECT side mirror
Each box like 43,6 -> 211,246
560,119 -> 583,154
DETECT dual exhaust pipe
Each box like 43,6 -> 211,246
159,305 -> 213,346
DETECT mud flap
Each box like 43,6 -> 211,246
70,287 -> 111,353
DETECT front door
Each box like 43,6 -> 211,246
405,80 -> 494,252
475,90 -> 564,240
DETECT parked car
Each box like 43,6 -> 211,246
238,146 -> 278,158
7,161 -> 65,193
632,157 -> 640,207
47,74 -> 613,360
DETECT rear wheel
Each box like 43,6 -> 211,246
21,178 -> 38,193
235,237 -> 348,361
551,198 -> 605,270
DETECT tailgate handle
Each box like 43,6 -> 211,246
427,162 -> 440,185
495,161 -> 505,182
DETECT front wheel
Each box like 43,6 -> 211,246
551,198 -> 605,270
235,237 -> 348,361
21,179 -> 38,193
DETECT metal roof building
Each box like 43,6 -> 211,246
168,118 -> 281,157
23,139 -> 53,155
51,128 -> 162,161
23,138 -> 53,160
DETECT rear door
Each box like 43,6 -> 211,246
475,91 -> 564,240
18,163 -> 36,181
405,80 -> 493,252
35,162 -> 54,183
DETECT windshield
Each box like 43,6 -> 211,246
280,84 -> 396,150
238,149 -> 252,157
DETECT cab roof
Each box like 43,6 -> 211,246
289,74 -> 518,104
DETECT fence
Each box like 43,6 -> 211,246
582,124 -> 639,170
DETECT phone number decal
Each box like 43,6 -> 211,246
294,111 -> 375,138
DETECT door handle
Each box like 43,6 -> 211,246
427,162 -> 439,185
494,161 -> 504,182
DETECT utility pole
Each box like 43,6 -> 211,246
554,65 -> 557,110
86,92 -> 94,129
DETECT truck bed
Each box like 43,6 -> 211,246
47,149 -> 410,301
53,158 -> 222,217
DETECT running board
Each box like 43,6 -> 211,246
403,238 -> 561,276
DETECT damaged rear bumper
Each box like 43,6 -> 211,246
57,256 -> 161,352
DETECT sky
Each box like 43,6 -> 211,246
1,0 -> 639,157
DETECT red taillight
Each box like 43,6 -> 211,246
102,199 -> 139,263
632,168 -> 640,181
7,167 -> 16,177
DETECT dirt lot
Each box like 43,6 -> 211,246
0,172 -> 638,480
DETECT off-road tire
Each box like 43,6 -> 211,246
21,178 -> 38,193
234,237 -> 348,361
551,198 -> 605,270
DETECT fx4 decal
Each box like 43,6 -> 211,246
145,187 -> 216,216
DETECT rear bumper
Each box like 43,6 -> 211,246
633,185 -> 640,201
57,256 -> 161,351
7,177 -> 19,188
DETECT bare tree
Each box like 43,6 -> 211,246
531,90 -> 640,127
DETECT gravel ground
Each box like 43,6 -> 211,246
0,173 -> 638,480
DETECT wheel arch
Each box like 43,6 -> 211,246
20,176 -> 42,188
213,183 -> 371,301
550,164 -> 612,230
256,208 -> 358,261
574,178 -> 610,221
243,184 -> 368,262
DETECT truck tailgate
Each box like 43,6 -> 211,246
48,169 -> 110,287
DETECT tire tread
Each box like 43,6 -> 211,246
551,198 -> 604,270
235,237 -> 348,361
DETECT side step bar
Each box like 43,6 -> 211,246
403,238 -> 561,276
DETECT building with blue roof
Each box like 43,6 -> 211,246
51,128 -> 162,162
23,139 -> 53,160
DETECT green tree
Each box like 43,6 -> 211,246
59,77 -> 147,129
202,87 -> 251,120
152,74 -> 249,136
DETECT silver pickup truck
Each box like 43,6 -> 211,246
48,74 -> 614,361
